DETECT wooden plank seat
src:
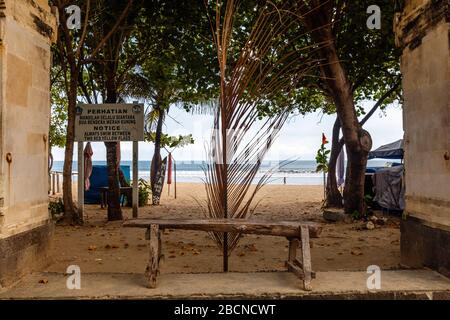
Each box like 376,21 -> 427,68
123,218 -> 322,291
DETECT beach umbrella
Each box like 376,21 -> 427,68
84,142 -> 93,191
337,148 -> 345,187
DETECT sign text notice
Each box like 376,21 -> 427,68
75,103 -> 144,142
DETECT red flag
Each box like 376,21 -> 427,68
167,153 -> 172,185
322,133 -> 328,145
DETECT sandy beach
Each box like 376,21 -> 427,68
46,183 -> 401,275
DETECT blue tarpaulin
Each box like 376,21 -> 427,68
368,139 -> 404,160
84,165 -> 130,204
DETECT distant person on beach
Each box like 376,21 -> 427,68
283,177 -> 286,185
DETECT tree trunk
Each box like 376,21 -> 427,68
309,23 -> 372,215
62,78 -> 82,224
326,117 -> 343,208
105,141 -> 122,220
343,130 -> 371,215
325,79 -> 400,210
150,106 -> 164,195
104,81 -> 122,221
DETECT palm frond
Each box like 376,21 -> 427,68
203,0 -> 326,259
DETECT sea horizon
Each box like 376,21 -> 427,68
51,159 -> 390,186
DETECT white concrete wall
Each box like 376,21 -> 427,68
0,0 -> 56,238
399,1 -> 450,228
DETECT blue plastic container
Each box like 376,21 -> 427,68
84,165 -> 130,204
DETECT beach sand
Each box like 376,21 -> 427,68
47,183 -> 401,274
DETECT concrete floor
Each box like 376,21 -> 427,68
0,269 -> 449,299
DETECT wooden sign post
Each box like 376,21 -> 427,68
132,141 -> 139,218
74,103 -> 144,221
78,141 -> 84,223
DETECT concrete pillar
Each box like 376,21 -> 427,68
0,0 -> 57,286
394,0 -> 450,276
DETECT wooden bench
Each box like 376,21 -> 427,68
123,218 -> 322,290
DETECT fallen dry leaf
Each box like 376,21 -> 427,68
244,244 -> 258,252
88,245 -> 97,251
38,279 -> 48,284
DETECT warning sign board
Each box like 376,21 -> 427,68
75,103 -> 144,142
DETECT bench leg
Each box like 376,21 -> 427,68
288,238 -> 299,262
285,227 -> 314,291
144,224 -> 160,288
300,225 -> 312,291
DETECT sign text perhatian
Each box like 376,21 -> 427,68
75,104 -> 144,142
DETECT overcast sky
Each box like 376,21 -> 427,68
52,101 -> 404,162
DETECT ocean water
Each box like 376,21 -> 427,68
51,160 -> 389,186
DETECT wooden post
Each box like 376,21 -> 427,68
323,171 -> 326,200
223,232 -> 228,272
144,224 -> 160,288
51,173 -> 56,195
56,173 -> 60,193
77,142 -> 84,223
174,160 -> 177,199
300,225 -> 312,291
132,141 -> 138,218
288,238 -> 299,262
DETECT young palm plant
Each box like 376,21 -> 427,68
203,0 -> 324,271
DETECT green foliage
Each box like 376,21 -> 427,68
256,0 -> 402,119
336,0 -> 402,109
316,140 -> 330,173
137,178 -> 151,207
49,198 -> 65,221
364,193 -> 375,208
125,0 -> 219,111
49,66 -> 68,148
145,133 -> 194,149
352,210 -> 362,220
351,195 -> 374,219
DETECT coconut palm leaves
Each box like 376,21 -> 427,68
203,0 -> 324,269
